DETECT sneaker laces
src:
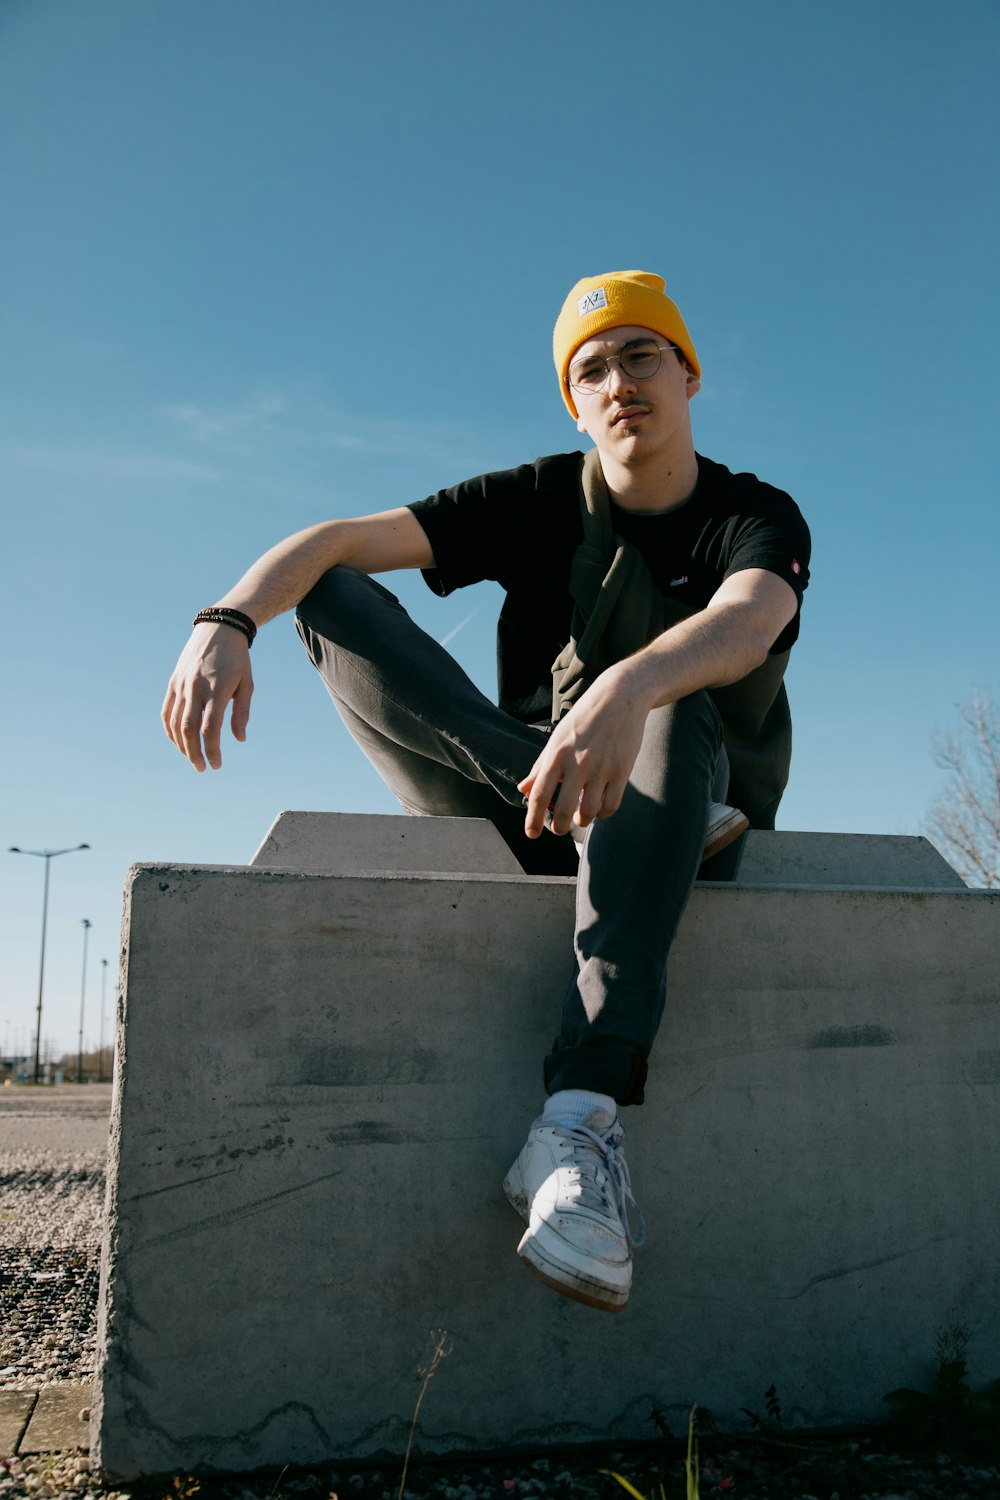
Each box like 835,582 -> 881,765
552,1120 -> 646,1249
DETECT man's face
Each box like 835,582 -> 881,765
569,323 -> 700,463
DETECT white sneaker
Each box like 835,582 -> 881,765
502,1108 -> 644,1312
703,802 -> 749,862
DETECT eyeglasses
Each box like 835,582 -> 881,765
567,341 -> 678,395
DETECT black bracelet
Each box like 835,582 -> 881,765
193,607 -> 257,647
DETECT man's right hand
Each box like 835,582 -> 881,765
159,508 -> 434,771
161,623 -> 255,772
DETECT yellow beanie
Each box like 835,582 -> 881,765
553,270 -> 700,417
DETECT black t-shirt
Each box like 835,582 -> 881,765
410,450 -> 811,724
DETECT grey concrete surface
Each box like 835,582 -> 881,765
251,810 -> 522,875
250,810 -> 963,889
18,1385 -> 91,1454
93,844 -> 999,1479
735,830 -> 964,888
0,1392 -> 35,1457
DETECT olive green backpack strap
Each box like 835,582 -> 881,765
548,450 -> 794,827
710,659 -> 792,829
550,450 -> 671,722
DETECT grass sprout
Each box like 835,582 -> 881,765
603,1404 -> 700,1500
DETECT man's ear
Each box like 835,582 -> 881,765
686,369 -> 701,400
576,413 -> 589,435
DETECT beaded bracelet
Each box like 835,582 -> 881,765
192,607 -> 257,647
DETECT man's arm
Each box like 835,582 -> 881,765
520,568 -> 799,836
162,508 -> 434,772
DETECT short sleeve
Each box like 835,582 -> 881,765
408,453 -> 582,596
716,479 -> 812,652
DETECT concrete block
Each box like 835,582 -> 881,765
251,811 -> 523,875
0,1392 -> 35,1457
94,861 -> 1000,1479
736,831 -> 964,888
251,813 -> 963,890
19,1384 -> 90,1454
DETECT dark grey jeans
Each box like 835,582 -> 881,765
296,567 -> 730,1106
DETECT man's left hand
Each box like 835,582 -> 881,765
519,661 -> 650,838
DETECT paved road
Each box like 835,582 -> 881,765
0,1085 -> 112,1391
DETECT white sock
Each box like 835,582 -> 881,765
542,1089 -> 617,1130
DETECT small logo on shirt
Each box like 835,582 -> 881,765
578,287 -> 607,316
670,575 -> 689,587
791,559 -> 802,575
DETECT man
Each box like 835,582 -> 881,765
163,270 -> 810,1313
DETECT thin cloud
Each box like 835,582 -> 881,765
160,391 -> 289,453
160,387 -> 479,470
3,446 -> 220,483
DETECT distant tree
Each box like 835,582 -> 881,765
926,688 -> 1000,889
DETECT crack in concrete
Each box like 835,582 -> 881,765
97,1391 -> 336,1479
123,1167 -> 238,1203
783,1231 -> 964,1298
138,1168 -> 345,1250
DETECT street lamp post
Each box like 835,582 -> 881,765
98,958 -> 109,1083
77,918 -> 92,1084
8,844 -> 91,1084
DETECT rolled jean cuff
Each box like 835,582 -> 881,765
543,1039 -> 649,1108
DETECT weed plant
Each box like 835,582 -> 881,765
883,1316 -> 1000,1458
604,1407 -> 702,1500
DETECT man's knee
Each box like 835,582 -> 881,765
642,689 -> 724,752
623,690 -> 727,808
297,565 -> 398,635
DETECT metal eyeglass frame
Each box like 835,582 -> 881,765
566,341 -> 679,396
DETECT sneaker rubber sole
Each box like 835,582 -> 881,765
515,1224 -> 630,1311
503,1162 -> 630,1313
702,805 -> 750,863
563,804 -> 749,864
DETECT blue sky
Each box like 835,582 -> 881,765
2,0 -> 997,1057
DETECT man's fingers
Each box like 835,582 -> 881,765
175,678 -> 213,772
178,702 -> 208,772
548,777 -> 585,836
524,753 -> 587,839
162,627 -> 254,771
523,787 -> 551,839
587,771 -> 628,824
522,744 -> 629,837
517,760 -> 544,836
201,697 -> 226,770
161,687 -> 177,747
230,674 -> 253,742
576,776 -> 608,828
522,759 -> 562,839
163,684 -> 200,764
521,667 -> 649,838
520,733 -> 594,838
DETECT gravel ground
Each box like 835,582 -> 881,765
2,1086 -> 998,1500
0,1087 -> 109,1394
